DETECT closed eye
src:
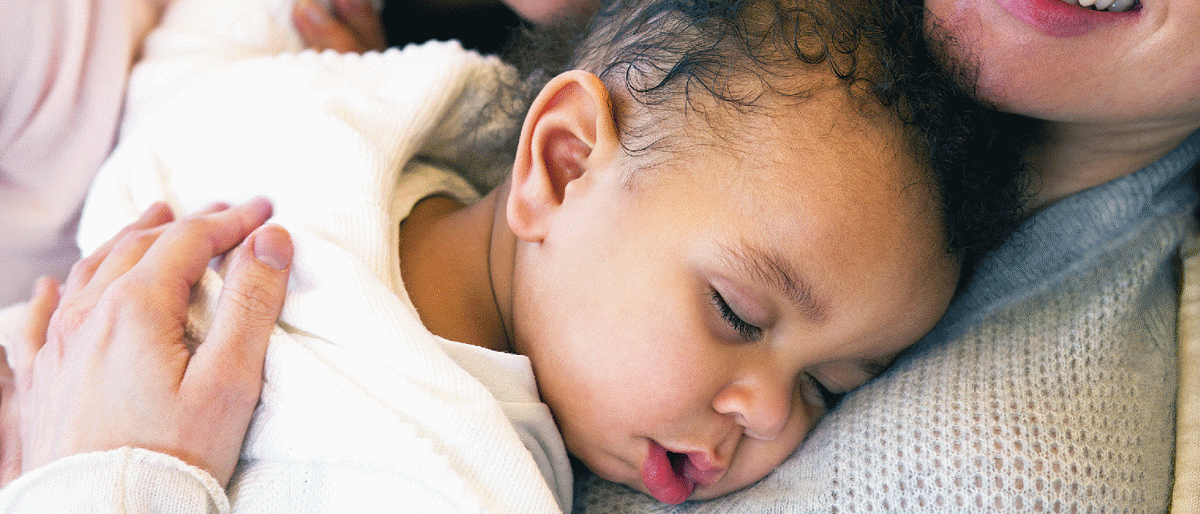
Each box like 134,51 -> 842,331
710,290 -> 763,342
806,373 -> 846,411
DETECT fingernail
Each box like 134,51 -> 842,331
142,202 -> 166,219
248,196 -> 273,213
300,0 -> 329,26
138,202 -> 176,225
253,224 -> 292,271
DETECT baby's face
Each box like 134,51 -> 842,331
509,92 -> 959,504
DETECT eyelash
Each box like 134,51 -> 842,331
709,290 -> 763,342
806,373 -> 846,411
709,289 -> 845,411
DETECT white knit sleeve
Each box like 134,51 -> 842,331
0,447 -> 229,514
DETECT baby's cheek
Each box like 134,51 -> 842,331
698,417 -> 812,500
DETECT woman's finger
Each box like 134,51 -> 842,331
293,0 -> 352,52
124,198 -> 274,315
332,0 -> 387,51
43,200 -> 265,366
192,223 -> 291,381
74,202 -> 235,306
59,203 -> 174,301
293,0 -> 386,53
0,345 -> 19,486
4,277 -> 58,486
184,223 -> 293,483
13,277 -> 60,385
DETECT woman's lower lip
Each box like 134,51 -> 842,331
995,0 -> 1139,37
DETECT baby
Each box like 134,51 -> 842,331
0,0 -> 1025,511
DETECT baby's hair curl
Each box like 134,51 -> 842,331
502,0 -> 1033,273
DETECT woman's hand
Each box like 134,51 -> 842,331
293,0 -> 388,53
8,198 -> 292,487
0,345 -> 19,486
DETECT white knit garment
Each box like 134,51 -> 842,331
0,448 -> 228,513
575,130 -> 1200,513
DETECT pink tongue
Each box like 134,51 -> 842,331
641,441 -> 695,504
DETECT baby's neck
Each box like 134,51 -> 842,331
1026,118 -> 1200,209
398,189 -> 514,353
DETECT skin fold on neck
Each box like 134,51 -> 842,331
397,185 -> 516,353
1025,117 -> 1200,209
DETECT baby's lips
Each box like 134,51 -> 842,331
680,451 -> 726,488
641,440 -> 695,504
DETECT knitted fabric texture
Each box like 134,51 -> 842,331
0,447 -> 228,513
575,131 -> 1200,513
1172,224 -> 1200,513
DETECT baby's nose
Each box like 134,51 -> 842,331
712,377 -> 792,441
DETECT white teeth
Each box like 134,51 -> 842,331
1059,0 -> 1137,11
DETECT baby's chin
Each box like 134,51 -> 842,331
686,483 -> 743,502
601,467 -> 755,505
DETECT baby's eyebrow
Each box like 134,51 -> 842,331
719,242 -> 827,323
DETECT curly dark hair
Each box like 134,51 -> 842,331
502,0 -> 1033,271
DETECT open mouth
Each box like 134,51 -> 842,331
1057,0 -> 1140,12
640,440 -> 728,504
641,441 -> 696,504
998,0 -> 1143,37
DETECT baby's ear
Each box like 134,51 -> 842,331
507,70 -> 619,242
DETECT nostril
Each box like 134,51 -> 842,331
732,412 -> 748,429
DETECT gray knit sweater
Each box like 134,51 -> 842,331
575,129 -> 1200,513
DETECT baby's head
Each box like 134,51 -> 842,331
498,0 -> 1025,504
